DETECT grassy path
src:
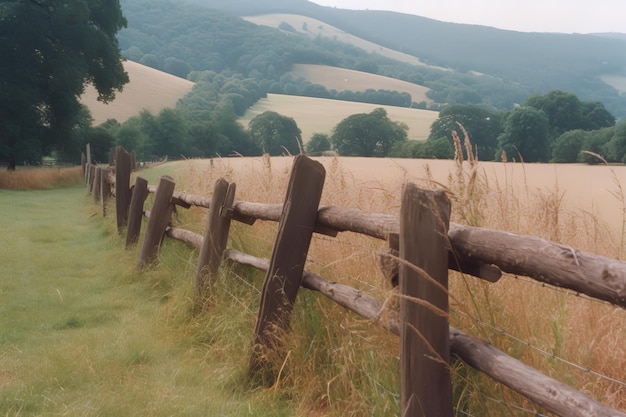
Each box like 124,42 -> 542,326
0,186 -> 288,416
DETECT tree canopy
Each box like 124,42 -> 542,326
249,111 -> 302,156
0,0 -> 128,165
331,108 -> 408,157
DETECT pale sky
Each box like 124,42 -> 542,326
310,0 -> 626,34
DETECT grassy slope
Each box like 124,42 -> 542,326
289,64 -> 430,103
79,60 -> 194,125
0,184 -> 292,416
240,93 -> 439,141
243,13 -> 433,68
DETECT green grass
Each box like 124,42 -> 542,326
0,184 -> 295,416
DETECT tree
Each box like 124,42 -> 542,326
604,122 -> 626,163
306,133 -> 331,155
551,129 -> 586,163
497,107 -> 550,162
428,104 -> 502,160
249,111 -> 303,156
331,108 -> 408,157
0,0 -> 129,165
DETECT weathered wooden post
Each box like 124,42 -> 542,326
101,168 -> 112,217
126,177 -> 150,248
85,143 -> 92,184
93,167 -> 102,203
249,155 -> 326,384
136,176 -> 175,269
399,184 -> 452,417
195,178 -> 236,301
88,164 -> 96,194
115,147 -> 132,231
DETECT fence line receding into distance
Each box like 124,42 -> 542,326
82,146 -> 626,417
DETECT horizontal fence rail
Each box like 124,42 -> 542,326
84,146 -> 626,417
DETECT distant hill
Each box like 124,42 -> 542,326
190,0 -> 626,117
288,64 -> 431,103
243,13 -> 430,68
80,61 -> 194,125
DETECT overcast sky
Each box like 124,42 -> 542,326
309,0 -> 625,34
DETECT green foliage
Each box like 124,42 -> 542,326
497,107 -> 550,162
525,90 -> 615,139
551,130 -> 587,163
0,0 -> 128,165
331,108 -> 408,157
305,133 -> 331,155
389,137 -> 453,159
604,122 -> 626,163
428,104 -> 502,160
249,111 -> 303,155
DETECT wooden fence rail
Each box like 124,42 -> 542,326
87,147 -> 626,417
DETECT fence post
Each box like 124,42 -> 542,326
126,176 -> 149,248
88,164 -> 96,194
136,176 -> 175,269
249,155 -> 326,384
93,167 -> 102,203
399,184 -> 452,417
101,168 -> 112,217
85,143 -> 91,184
115,147 -> 132,231
195,178 -> 236,301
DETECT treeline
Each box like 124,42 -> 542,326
391,91 -> 624,164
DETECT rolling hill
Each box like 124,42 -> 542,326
240,93 -> 438,141
288,64 -> 431,103
80,60 -> 194,125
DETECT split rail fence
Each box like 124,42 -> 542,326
84,146 -> 626,417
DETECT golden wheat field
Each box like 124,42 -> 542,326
240,94 -> 439,141
288,64 -> 431,104
172,154 -> 626,415
79,60 -> 194,125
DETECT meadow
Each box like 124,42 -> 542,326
79,60 -> 194,125
240,93 -> 439,142
288,64 -> 431,104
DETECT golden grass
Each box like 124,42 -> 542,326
240,93 -> 438,142
171,145 -> 626,415
288,64 -> 431,104
80,60 -> 194,125
0,166 -> 84,190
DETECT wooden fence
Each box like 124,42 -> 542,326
84,146 -> 626,417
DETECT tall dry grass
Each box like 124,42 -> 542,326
0,166 -> 84,189
173,137 -> 626,416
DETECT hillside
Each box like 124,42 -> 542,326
288,64 -> 431,103
243,13 -> 430,68
240,93 -> 438,141
191,0 -> 626,117
80,61 -> 194,125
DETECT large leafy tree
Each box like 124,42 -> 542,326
428,104 -> 502,160
249,111 -> 302,156
497,107 -> 550,162
331,108 -> 408,157
0,0 -> 128,165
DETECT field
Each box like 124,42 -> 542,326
240,93 -> 439,141
243,13 -> 440,69
79,60 -> 194,125
288,64 -> 430,103
601,74 -> 626,94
